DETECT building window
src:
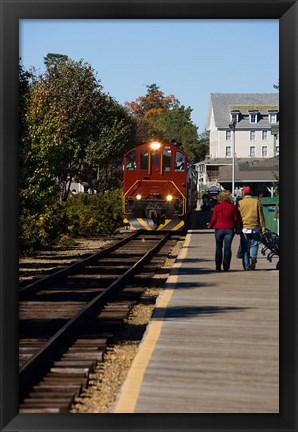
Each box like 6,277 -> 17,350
225,146 -> 231,157
230,111 -> 239,123
269,113 -> 277,123
226,130 -> 231,141
249,113 -> 258,123
262,130 -> 268,140
249,130 -> 256,141
262,146 -> 268,157
276,146 -> 279,155
276,132 -> 279,141
249,146 -> 256,157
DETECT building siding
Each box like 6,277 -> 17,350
207,93 -> 279,159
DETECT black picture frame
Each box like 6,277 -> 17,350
1,0 -> 297,431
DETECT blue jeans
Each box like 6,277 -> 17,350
214,229 -> 234,270
240,232 -> 261,270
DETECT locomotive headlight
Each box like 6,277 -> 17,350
166,195 -> 173,202
150,141 -> 161,150
136,194 -> 142,200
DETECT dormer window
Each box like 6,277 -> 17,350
230,110 -> 240,123
269,110 -> 278,124
249,111 -> 258,124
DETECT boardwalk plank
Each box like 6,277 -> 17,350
115,226 -> 279,413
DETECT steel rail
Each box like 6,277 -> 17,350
19,231 -> 138,298
19,231 -> 171,394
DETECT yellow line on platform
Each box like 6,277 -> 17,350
113,232 -> 192,413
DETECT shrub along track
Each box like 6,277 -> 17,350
19,231 -> 183,413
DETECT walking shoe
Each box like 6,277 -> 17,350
223,266 -> 229,272
250,257 -> 257,270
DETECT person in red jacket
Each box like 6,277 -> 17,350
207,190 -> 240,272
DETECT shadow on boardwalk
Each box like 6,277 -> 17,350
153,305 -> 251,320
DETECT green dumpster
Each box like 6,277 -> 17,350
261,197 -> 279,234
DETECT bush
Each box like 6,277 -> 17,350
63,189 -> 123,236
19,203 -> 69,254
19,189 -> 124,255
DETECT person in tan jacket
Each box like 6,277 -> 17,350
238,186 -> 266,270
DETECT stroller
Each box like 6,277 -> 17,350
260,230 -> 279,270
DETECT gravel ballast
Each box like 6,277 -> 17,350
19,234 -> 184,413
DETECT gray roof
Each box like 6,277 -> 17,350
204,156 -> 279,182
210,93 -> 279,130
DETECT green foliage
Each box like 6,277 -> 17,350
124,83 -> 210,163
19,203 -> 69,254
19,54 -> 136,253
63,189 -> 123,236
19,189 -> 124,255
81,101 -> 136,192
184,129 -> 210,164
152,105 -> 200,162
21,54 -> 136,203
23,55 -> 106,202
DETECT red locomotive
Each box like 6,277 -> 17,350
123,141 -> 197,230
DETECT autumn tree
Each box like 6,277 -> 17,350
125,84 -> 208,164
125,83 -> 179,118
125,83 -> 181,143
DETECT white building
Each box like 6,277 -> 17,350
196,93 -> 279,196
207,93 -> 279,159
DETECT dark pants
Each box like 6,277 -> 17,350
214,229 -> 235,270
240,231 -> 261,270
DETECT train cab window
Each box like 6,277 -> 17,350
140,150 -> 149,170
151,152 -> 160,166
163,149 -> 171,172
126,150 -> 137,170
175,151 -> 185,171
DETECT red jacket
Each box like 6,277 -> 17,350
207,201 -> 239,229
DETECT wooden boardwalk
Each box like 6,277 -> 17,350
114,213 -> 279,413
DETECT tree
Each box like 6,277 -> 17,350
125,84 -> 180,143
190,129 -> 210,163
125,83 -> 179,118
125,84 -> 208,163
44,53 -> 68,69
19,62 -> 58,214
23,54 -> 135,201
81,97 -> 136,192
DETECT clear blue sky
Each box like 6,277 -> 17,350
19,20 -> 279,133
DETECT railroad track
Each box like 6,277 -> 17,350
19,231 -> 180,413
